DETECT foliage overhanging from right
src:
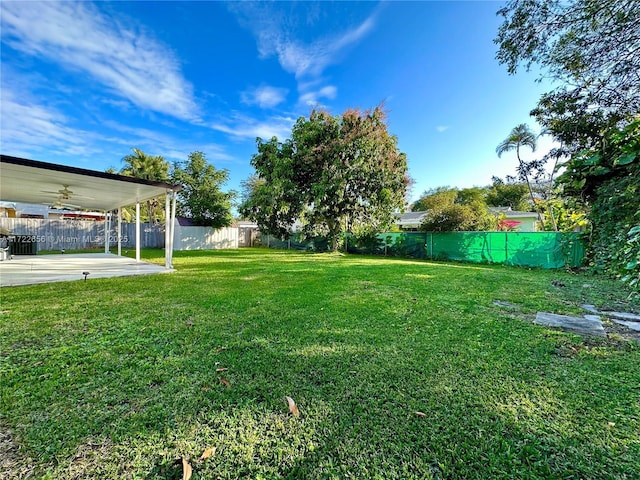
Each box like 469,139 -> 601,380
495,0 -> 640,294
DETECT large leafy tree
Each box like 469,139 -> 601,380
495,0 -> 639,166
556,119 -> 640,287
120,148 -> 170,223
171,152 -> 236,228
238,138 -> 299,237
240,106 -> 409,251
238,174 -> 265,209
495,0 -> 640,292
495,0 -> 640,118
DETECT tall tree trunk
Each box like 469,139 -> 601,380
546,156 -> 559,232
327,219 -> 340,252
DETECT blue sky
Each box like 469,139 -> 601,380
1,1 -> 555,204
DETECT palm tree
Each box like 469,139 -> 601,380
496,124 -> 543,224
120,148 -> 170,223
121,148 -> 169,182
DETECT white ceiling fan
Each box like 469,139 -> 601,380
41,184 -> 94,200
42,198 -> 83,209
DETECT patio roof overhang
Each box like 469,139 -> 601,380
0,154 -> 181,211
0,154 -> 182,269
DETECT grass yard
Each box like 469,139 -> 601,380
1,248 -> 639,479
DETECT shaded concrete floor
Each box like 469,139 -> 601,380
0,253 -> 173,287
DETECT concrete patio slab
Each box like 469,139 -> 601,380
0,253 -> 173,287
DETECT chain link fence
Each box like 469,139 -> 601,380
260,231 -> 585,269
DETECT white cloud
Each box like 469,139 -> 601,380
210,113 -> 296,141
436,125 -> 449,133
0,89 -> 100,157
260,16 -> 375,79
164,145 -> 235,164
100,121 -> 235,164
230,3 -> 377,105
241,85 -> 288,108
0,81 -> 235,168
299,85 -> 338,107
0,1 -> 198,121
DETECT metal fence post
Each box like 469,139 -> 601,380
430,233 -> 433,260
505,232 -> 508,265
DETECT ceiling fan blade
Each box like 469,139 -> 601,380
69,193 -> 95,200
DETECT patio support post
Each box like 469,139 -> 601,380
165,193 -> 170,268
169,191 -> 177,268
117,208 -> 122,257
135,202 -> 141,262
104,210 -> 111,254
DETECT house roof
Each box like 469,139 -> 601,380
397,211 -> 427,225
176,216 -> 196,226
488,207 -> 538,218
237,220 -> 258,228
505,211 -> 539,218
0,155 -> 181,211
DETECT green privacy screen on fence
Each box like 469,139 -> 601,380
263,232 -> 585,269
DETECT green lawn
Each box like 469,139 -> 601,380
1,248 -> 638,479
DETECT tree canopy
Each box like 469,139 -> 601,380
119,148 -> 170,223
495,0 -> 640,118
412,187 -> 495,232
495,0 -> 640,292
171,151 -> 235,228
485,178 -> 530,212
121,148 -> 169,182
239,106 -> 410,250
556,119 -> 639,283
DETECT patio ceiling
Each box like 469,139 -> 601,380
0,155 -> 181,211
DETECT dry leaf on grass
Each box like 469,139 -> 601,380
214,346 -> 227,353
199,446 -> 216,460
216,367 -> 228,372
219,377 -> 231,388
182,458 -> 192,480
286,396 -> 300,417
415,411 -> 427,417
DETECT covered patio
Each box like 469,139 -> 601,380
0,155 -> 182,286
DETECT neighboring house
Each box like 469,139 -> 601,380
488,207 -> 539,232
0,202 -> 17,218
396,211 -> 428,231
176,216 -> 197,227
396,208 -> 539,232
0,201 -> 105,220
0,201 -> 47,218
